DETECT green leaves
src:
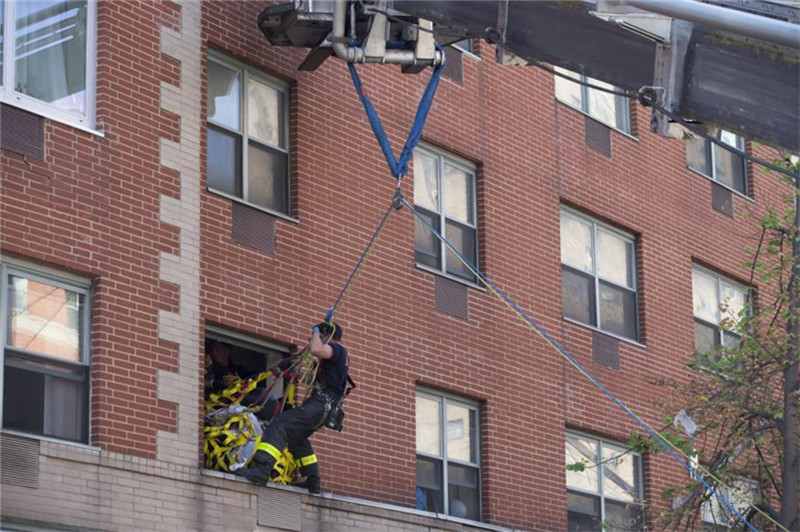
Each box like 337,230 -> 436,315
565,459 -> 588,473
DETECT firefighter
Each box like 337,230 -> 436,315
237,322 -> 348,494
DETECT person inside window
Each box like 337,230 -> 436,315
206,340 -> 245,393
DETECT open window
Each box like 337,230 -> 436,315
204,328 -> 288,403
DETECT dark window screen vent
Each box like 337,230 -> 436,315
711,182 -> 734,217
232,202 -> 276,254
592,330 -> 620,370
585,116 -> 611,157
0,434 -> 40,488
1,104 -> 45,159
442,47 -> 464,83
435,276 -> 469,320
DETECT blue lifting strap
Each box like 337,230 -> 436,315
347,43 -> 444,180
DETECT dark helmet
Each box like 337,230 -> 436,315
316,321 -> 343,341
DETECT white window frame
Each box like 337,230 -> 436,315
687,132 -> 748,196
692,265 -> 750,351
413,144 -> 479,285
560,207 -> 639,342
206,50 -> 292,218
554,67 -> 631,133
701,478 -> 759,530
415,389 -> 481,521
0,0 -> 99,133
566,432 -> 645,530
0,260 -> 92,443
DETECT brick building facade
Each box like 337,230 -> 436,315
0,1 -> 788,530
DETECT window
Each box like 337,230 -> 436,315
413,146 -> 478,284
560,208 -> 639,341
554,67 -> 630,133
566,433 -> 645,530
415,390 -> 480,521
204,329 -> 287,400
701,478 -> 759,530
452,39 -> 474,54
0,0 -> 97,129
207,52 -> 290,216
687,130 -> 747,195
1,263 -> 90,443
692,266 -> 748,353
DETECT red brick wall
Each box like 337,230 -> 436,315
1,0 -> 182,456
200,4 -> 790,528
1,1 -> 789,530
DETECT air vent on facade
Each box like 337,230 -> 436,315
585,116 -> 611,157
442,47 -> 463,83
711,182 -> 734,217
0,104 -> 45,160
232,202 -> 276,254
435,276 -> 469,320
0,434 -> 40,488
257,487 -> 301,530
592,330 -> 620,370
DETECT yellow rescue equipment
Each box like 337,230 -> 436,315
203,352 -> 319,484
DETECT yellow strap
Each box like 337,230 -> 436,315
295,454 -> 318,467
256,441 -> 283,461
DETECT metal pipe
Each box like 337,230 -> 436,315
331,0 -> 443,65
332,0 -> 362,62
622,0 -> 800,49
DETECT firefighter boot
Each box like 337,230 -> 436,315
235,450 -> 276,486
304,474 -> 321,494
298,461 -> 321,494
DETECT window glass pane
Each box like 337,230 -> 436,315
554,67 -> 583,109
562,268 -> 596,326
567,491 -> 602,531
599,282 -> 637,340
247,78 -> 283,147
722,331 -> 741,350
587,77 -> 619,128
416,394 -> 441,456
413,152 -> 439,211
43,372 -> 85,441
561,214 -> 593,272
713,139 -> 746,193
446,403 -> 476,463
605,499 -> 645,531
695,321 -> 717,352
208,61 -> 241,130
207,126 -> 241,196
720,282 -> 746,327
596,229 -> 633,288
452,39 -> 473,53
8,275 -> 83,361
4,355 -> 88,442
416,457 -> 444,513
687,139 -> 710,176
414,209 -> 441,270
693,269 -> 719,323
566,434 -> 598,492
247,143 -> 288,213
602,444 -> 641,502
447,463 -> 480,520
702,480 -> 759,527
445,221 -> 476,281
443,164 -> 473,223
14,0 -> 88,114
3,364 -> 44,434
